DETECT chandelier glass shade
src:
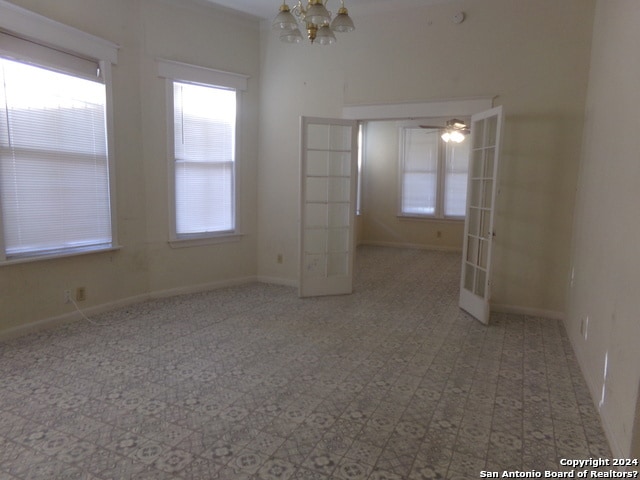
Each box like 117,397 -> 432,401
272,0 -> 355,45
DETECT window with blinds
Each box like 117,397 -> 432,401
399,126 -> 470,219
0,36 -> 113,261
401,128 -> 439,216
444,140 -> 470,217
172,81 -> 236,238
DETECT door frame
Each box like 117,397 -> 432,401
297,98 -> 496,297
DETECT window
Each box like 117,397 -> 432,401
173,82 -> 236,236
356,123 -> 364,215
158,59 -> 248,244
399,126 -> 470,219
443,140 -> 470,217
0,30 -> 116,262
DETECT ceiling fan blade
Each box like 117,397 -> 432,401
418,125 -> 444,129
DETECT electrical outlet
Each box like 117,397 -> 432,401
64,290 -> 71,304
75,287 -> 86,302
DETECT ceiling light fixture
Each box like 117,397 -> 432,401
272,0 -> 355,45
440,119 -> 469,143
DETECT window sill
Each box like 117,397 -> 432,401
1,245 -> 122,267
169,232 -> 244,249
397,214 -> 465,223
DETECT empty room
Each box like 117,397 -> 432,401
1,0 -> 638,479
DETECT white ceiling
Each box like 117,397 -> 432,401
203,0 -> 453,21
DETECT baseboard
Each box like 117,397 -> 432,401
490,303 -> 565,320
600,401 -> 626,459
566,333 -> 626,459
0,276 -> 259,342
256,275 -> 298,288
149,276 -> 258,299
359,240 -> 462,253
494,304 -> 624,456
0,292 -> 151,342
0,311 -> 80,341
359,246 -> 564,321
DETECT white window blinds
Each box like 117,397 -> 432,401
173,82 -> 236,236
399,126 -> 470,219
0,53 -> 111,259
401,128 -> 439,216
444,140 -> 470,217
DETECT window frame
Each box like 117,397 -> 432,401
398,122 -> 470,221
0,1 -> 119,265
356,123 -> 364,216
157,59 -> 248,247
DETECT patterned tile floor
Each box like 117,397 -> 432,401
0,246 -> 611,479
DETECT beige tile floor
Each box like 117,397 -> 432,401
0,246 -> 611,479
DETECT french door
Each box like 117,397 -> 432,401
459,106 -> 503,324
299,117 -> 358,297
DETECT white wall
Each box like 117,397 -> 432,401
566,0 -> 640,458
137,0 -> 260,294
1,0 -> 637,459
257,0 -> 595,315
0,0 -> 260,335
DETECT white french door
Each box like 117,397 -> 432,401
459,106 -> 503,324
299,117 -> 358,297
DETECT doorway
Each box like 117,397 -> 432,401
299,99 -> 501,322
343,96 -> 494,258
351,101 -> 503,324
356,118 -> 468,253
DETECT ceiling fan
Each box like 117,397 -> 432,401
419,118 -> 470,143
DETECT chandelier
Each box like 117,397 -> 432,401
272,0 -> 355,45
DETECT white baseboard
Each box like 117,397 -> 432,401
149,276 -> 258,299
493,305 -> 624,456
566,333 -> 626,459
1,275 -> 565,346
359,240 -> 462,253
0,276 -> 259,342
582,379 -> 624,458
490,303 -> 565,320
256,276 -> 298,288
0,311 -> 80,341
599,396 -> 626,459
0,292 -> 151,341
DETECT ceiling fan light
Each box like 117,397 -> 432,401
331,8 -> 355,33
280,27 -> 303,43
447,118 -> 467,130
441,131 -> 452,142
315,24 -> 336,45
272,3 -> 298,30
450,130 -> 465,143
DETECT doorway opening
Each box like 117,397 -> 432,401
299,98 -> 502,324
355,118 -> 469,253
